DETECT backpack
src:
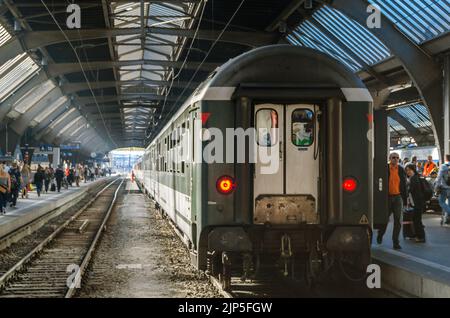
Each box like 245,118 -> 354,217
10,173 -> 18,190
444,164 -> 450,186
419,177 -> 433,202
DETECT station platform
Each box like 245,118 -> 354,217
372,214 -> 450,297
0,178 -> 112,245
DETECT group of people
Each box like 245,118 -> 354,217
377,153 -> 450,250
401,155 -> 440,178
0,161 -> 111,215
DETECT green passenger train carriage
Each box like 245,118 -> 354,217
134,45 -> 374,288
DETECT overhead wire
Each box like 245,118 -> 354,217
145,0 -> 207,139
41,0 -> 119,149
149,0 -> 246,141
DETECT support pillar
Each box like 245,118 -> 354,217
444,54 -> 450,158
52,147 -> 60,168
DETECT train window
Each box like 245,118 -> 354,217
256,109 -> 278,147
291,109 -> 314,147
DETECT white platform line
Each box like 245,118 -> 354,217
373,246 -> 450,274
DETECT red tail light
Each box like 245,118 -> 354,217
343,177 -> 358,193
216,176 -> 236,195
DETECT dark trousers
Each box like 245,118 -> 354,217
44,180 -> 50,192
378,195 -> 403,244
0,192 -> 7,211
56,179 -> 62,192
36,181 -> 43,196
413,206 -> 425,240
10,188 -> 19,206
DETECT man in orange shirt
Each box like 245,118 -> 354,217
423,155 -> 436,177
377,152 -> 407,250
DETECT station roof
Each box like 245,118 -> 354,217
0,0 -> 448,154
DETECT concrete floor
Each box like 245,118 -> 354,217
78,180 -> 219,298
374,213 -> 450,268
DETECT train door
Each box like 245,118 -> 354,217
254,103 -> 320,225
254,104 -> 284,197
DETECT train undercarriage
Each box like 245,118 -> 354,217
205,225 -> 372,290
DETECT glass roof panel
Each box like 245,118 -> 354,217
369,0 -> 450,44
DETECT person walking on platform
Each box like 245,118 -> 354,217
68,167 -> 74,187
377,152 -> 407,250
75,165 -> 82,187
44,167 -> 51,193
423,156 -> 436,177
90,168 -> 95,181
21,164 -> 31,199
436,154 -> 450,225
55,165 -> 65,193
83,165 -> 88,183
405,163 -> 426,243
33,165 -> 45,198
8,162 -> 21,208
0,164 -> 11,214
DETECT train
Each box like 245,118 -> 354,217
134,45 -> 374,288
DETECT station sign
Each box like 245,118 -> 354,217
36,145 -> 53,154
60,143 -> 81,150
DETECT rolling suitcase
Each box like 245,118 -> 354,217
402,208 -> 415,239
50,183 -> 56,192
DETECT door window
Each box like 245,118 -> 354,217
256,109 -> 278,147
291,109 -> 314,147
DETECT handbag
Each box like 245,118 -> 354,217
0,177 -> 8,193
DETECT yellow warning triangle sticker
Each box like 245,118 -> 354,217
359,214 -> 369,224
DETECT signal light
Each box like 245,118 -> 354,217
343,177 -> 358,193
216,176 -> 235,195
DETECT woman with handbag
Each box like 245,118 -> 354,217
21,164 -> 31,199
0,164 -> 11,214
405,163 -> 426,243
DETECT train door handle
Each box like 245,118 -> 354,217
279,141 -> 283,160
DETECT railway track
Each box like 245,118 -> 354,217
0,178 -> 124,298
209,265 -> 401,298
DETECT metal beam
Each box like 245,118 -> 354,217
39,109 -> 80,142
308,17 -> 391,88
445,55 -> 450,157
388,110 -> 422,138
9,88 -> 61,135
332,0 -> 445,159
61,80 -> 198,94
31,100 -> 71,137
46,60 -> 218,78
13,0 -> 200,6
0,71 -> 48,122
59,123 -> 87,145
266,0 -> 306,32
1,28 -> 277,58
74,94 -> 178,104
382,87 -> 421,108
